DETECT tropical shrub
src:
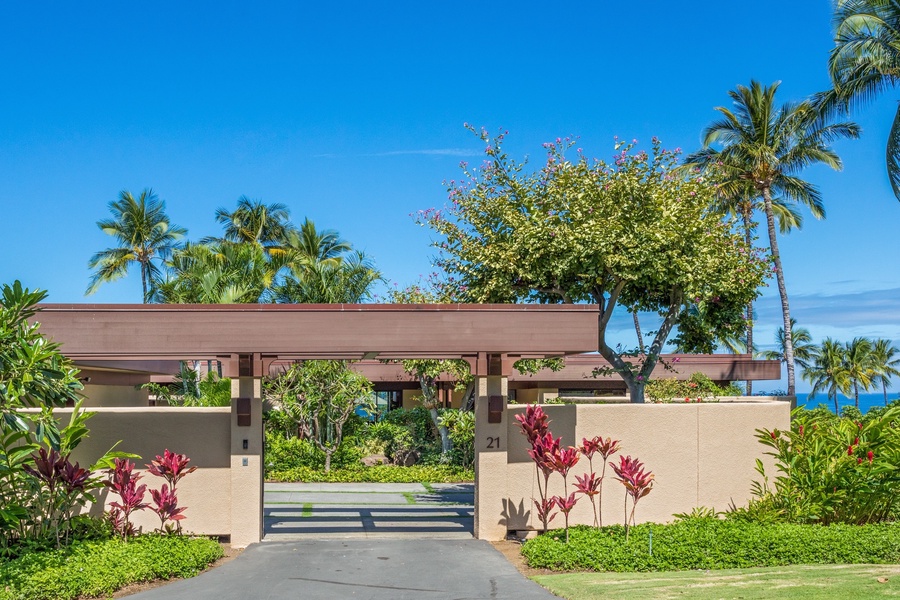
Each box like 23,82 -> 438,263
748,406 -> 900,524
522,520 -> 900,572
266,464 -> 473,483
645,372 -> 742,402
264,433 -> 362,475
439,409 -> 475,468
0,534 -> 222,600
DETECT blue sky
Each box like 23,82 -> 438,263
0,1 -> 897,392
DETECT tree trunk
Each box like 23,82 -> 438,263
743,207 -> 754,396
833,392 -> 839,414
762,188 -> 795,396
632,312 -> 645,354
419,375 -> 452,455
854,381 -> 860,409
324,449 -> 332,473
885,382 -> 889,406
431,406 -> 452,454
141,261 -> 149,304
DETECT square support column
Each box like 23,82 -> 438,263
230,377 -> 263,547
473,373 -> 508,540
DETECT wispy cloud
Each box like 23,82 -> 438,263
314,148 -> 482,159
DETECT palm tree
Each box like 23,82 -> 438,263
871,338 -> 900,404
759,318 -> 816,371
827,0 -> 900,200
284,218 -> 352,270
843,337 -> 876,408
154,241 -> 285,303
274,251 -> 381,304
685,81 -> 859,396
710,185 -> 804,394
804,338 -> 851,413
209,196 -> 294,251
87,189 -> 187,303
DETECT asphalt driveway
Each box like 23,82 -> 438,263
130,482 -> 556,599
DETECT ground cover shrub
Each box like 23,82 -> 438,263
646,372 -> 742,403
521,520 -> 900,572
266,464 -> 473,483
747,405 -> 900,524
265,433 -> 363,474
439,410 -> 475,469
0,534 -> 223,600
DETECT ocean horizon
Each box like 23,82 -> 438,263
797,391 -> 899,415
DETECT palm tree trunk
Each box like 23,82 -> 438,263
743,207 -> 754,395
762,189 -> 795,396
633,312 -> 645,353
854,381 -> 860,409
885,381 -> 889,406
141,261 -> 149,304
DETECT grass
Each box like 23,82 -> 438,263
532,564 -> 900,600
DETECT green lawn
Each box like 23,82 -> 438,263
532,564 -> 900,600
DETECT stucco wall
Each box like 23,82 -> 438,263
489,401 -> 790,537
41,406 -> 248,542
81,384 -> 149,407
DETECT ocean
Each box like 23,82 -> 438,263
798,391 -> 900,415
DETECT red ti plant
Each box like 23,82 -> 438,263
150,484 -> 187,533
579,436 -> 620,526
552,492 -> 579,543
514,404 -> 550,446
610,455 -> 654,540
528,432 -> 561,532
550,447 -> 580,542
105,458 -> 148,540
574,471 -> 601,527
147,450 -> 197,495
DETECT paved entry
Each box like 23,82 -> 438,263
263,482 -> 474,540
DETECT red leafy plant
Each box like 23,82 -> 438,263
549,446 -> 580,542
516,405 -> 559,531
146,450 -> 195,532
105,458 -> 149,540
105,450 -> 197,539
578,436 -> 620,526
610,455 -> 655,540
23,448 -> 94,546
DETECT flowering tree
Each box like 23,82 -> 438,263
417,128 -> 769,402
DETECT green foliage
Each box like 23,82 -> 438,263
645,373 -> 741,402
522,520 -> 900,572
0,535 -> 222,600
142,367 -> 231,407
264,361 -> 373,472
749,406 -> 900,524
381,407 -> 436,449
439,410 -> 475,469
362,420 -> 417,462
267,464 -> 473,484
0,282 -> 83,410
264,433 -> 362,474
418,130 -> 768,402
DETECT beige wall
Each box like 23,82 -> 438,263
478,401 -> 791,539
33,400 -> 263,547
81,384 -> 149,407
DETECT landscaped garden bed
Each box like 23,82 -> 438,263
522,520 -> 900,572
0,535 -> 224,600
